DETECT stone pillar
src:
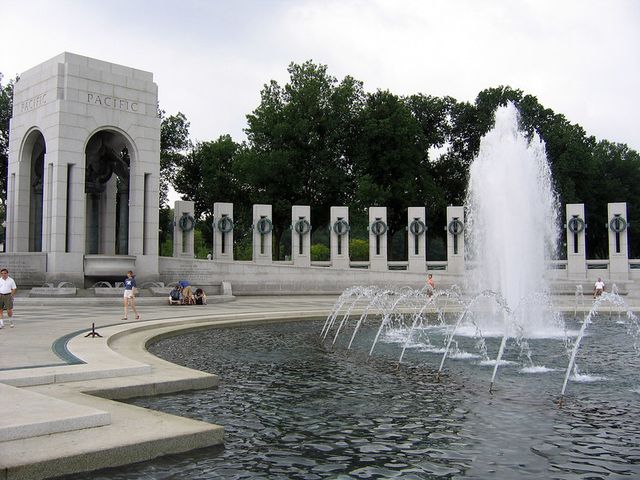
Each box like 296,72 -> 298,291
607,202 -> 629,280
173,200 -> 195,258
446,206 -> 465,275
213,202 -> 234,261
7,131 -> 35,253
7,52 -> 160,281
101,178 -> 117,255
566,204 -> 587,279
117,185 -> 129,255
41,160 -> 52,253
369,207 -> 388,271
46,156 -> 85,284
407,207 -> 427,273
330,206 -> 350,269
292,205 -> 311,267
252,204 -> 273,264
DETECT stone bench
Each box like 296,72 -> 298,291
29,287 -> 78,297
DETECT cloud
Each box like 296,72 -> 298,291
1,0 -> 638,150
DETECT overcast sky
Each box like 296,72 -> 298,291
1,0 -> 639,152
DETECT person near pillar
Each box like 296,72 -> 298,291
593,277 -> 605,298
0,268 -> 17,328
123,270 -> 140,320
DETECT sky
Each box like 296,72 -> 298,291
1,0 -> 639,152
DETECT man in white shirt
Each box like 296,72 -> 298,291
0,268 -> 17,328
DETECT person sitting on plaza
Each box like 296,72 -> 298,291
194,288 -> 207,305
182,285 -> 196,305
593,277 -> 605,298
169,285 -> 183,305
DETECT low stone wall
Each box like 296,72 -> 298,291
2,252 -> 638,294
158,257 -> 438,295
29,287 -> 77,297
157,258 -> 640,297
0,253 -> 47,286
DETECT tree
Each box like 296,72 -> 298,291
405,94 -> 454,151
174,134 -> 241,217
0,73 -> 17,246
159,110 -> 191,207
173,135 -> 244,253
349,90 -> 443,259
590,140 -> 640,258
0,73 -> 17,201
238,60 -> 364,258
158,206 -> 174,256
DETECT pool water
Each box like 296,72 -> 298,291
60,316 -> 640,479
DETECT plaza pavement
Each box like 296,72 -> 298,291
0,290 -> 638,480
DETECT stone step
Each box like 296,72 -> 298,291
0,383 -> 110,441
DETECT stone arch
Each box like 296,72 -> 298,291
84,128 -> 136,255
20,128 -> 46,252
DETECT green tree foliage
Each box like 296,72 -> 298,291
405,94 -> 457,254
0,74 -> 17,201
158,110 -> 192,254
0,74 -> 18,246
174,135 -> 240,218
159,110 -> 191,207
173,135 -> 244,253
590,140 -> 640,257
193,228 -> 210,259
236,60 -> 365,258
349,238 -> 369,261
350,90 -> 432,257
158,207 -> 174,256
310,243 -> 330,261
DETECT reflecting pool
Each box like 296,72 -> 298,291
60,317 -> 640,479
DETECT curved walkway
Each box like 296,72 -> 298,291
0,295 -> 338,480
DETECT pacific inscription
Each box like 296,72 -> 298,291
86,92 -> 141,113
20,92 -> 48,113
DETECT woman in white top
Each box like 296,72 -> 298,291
593,278 -> 605,298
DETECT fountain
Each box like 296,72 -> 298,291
321,103 -> 639,398
465,102 -> 560,335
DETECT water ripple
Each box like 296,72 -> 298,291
60,319 -> 640,479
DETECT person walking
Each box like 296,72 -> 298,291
123,270 -> 140,320
0,268 -> 17,328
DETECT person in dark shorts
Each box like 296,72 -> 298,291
0,268 -> 17,328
